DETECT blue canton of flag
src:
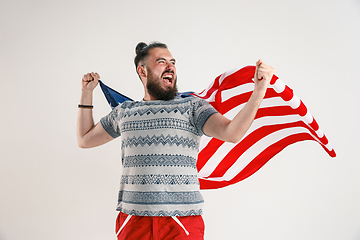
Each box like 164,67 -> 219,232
99,80 -> 133,109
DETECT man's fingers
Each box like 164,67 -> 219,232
90,72 -> 101,81
82,73 -> 93,82
88,73 -> 94,81
256,59 -> 263,67
90,72 -> 96,79
255,59 -> 264,80
254,60 -> 275,82
94,72 -> 100,79
83,74 -> 89,82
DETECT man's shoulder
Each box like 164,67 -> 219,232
116,100 -> 141,109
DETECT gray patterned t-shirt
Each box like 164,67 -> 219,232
100,95 -> 218,216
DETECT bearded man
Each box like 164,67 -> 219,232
77,42 -> 274,240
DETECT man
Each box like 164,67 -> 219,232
77,42 -> 274,240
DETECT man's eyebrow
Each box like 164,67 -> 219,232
156,57 -> 176,63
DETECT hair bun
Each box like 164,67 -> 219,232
135,42 -> 148,55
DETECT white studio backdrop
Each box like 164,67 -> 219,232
0,0 -> 359,239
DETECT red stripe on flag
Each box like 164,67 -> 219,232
296,101 -> 307,117
279,86 -> 294,101
309,118 -> 319,131
255,106 -> 298,118
319,135 -> 329,145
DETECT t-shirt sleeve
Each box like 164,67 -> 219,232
192,98 -> 218,136
100,106 -> 121,139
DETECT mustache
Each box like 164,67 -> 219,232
161,70 -> 175,77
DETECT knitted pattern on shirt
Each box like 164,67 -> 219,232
100,96 -> 218,216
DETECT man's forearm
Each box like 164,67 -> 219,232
222,60 -> 274,143
224,88 -> 265,142
76,72 -> 113,149
77,90 -> 95,147
202,88 -> 266,143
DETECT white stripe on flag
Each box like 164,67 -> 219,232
302,111 -> 313,124
271,78 -> 286,93
199,135 -> 213,152
221,82 -> 254,102
218,68 -> 242,85
286,95 -> 301,109
315,129 -> 324,138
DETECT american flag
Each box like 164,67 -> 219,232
99,65 -> 336,190
193,66 -> 336,189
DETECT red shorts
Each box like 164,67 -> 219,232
115,212 -> 205,240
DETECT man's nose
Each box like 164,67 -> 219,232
166,61 -> 175,71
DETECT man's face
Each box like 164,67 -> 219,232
144,47 -> 178,100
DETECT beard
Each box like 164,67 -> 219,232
146,67 -> 178,101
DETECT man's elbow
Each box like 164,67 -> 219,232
77,138 -> 92,149
224,132 -> 245,144
78,141 -> 87,149
226,137 -> 241,144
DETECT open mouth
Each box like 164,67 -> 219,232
162,72 -> 174,86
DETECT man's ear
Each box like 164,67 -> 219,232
137,65 -> 147,78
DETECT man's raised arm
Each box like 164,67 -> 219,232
202,59 -> 275,143
76,72 -> 114,148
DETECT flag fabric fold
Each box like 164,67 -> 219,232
99,80 -> 133,108
99,66 -> 336,190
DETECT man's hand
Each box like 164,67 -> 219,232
253,59 -> 274,95
82,72 -> 100,92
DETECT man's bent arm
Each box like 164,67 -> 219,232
76,72 -> 114,148
202,60 -> 274,143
